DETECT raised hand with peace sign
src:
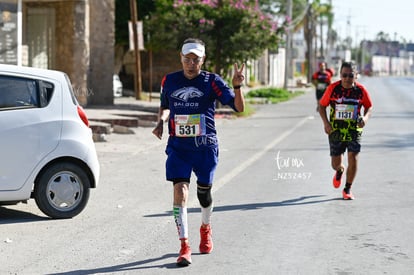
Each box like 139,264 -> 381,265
232,63 -> 245,87
232,62 -> 245,112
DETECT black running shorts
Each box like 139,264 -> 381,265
329,140 -> 361,156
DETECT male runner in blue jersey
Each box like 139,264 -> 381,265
152,38 -> 245,266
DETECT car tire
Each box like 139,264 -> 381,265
34,162 -> 90,219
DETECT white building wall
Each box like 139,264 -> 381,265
269,48 -> 285,87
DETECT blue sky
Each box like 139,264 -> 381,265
332,0 -> 414,43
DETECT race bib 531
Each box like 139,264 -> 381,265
174,114 -> 205,137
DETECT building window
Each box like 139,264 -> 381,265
25,6 -> 55,69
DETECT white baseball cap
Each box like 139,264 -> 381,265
181,42 -> 205,57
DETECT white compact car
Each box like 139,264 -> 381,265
0,64 -> 100,219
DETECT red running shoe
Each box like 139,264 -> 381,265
342,189 -> 355,200
177,242 -> 192,266
199,224 -> 213,254
333,168 -> 344,189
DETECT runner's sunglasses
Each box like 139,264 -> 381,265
341,73 -> 355,78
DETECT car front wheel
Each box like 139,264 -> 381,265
34,162 -> 90,219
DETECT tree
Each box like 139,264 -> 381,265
375,31 -> 391,42
316,2 -> 333,60
301,0 -> 333,81
303,1 -> 315,81
145,0 -> 287,77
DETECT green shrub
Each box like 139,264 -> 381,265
246,87 -> 304,104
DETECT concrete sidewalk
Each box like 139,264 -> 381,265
84,95 -> 160,141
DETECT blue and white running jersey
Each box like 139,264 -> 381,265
160,70 -> 237,149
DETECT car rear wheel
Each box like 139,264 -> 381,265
34,162 -> 90,219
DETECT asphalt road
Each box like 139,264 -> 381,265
1,76 -> 414,274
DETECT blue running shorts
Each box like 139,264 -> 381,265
165,145 -> 219,185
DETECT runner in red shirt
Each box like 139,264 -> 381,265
319,61 -> 373,200
312,62 -> 332,111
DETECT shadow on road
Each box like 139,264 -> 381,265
0,206 -> 48,224
47,253 -> 189,274
144,195 -> 342,218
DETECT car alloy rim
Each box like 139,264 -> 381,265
47,171 -> 83,211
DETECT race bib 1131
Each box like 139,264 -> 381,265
334,104 -> 357,120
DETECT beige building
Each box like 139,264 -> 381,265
0,0 -> 114,106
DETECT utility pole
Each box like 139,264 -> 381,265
283,0 -> 293,89
129,0 -> 142,100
